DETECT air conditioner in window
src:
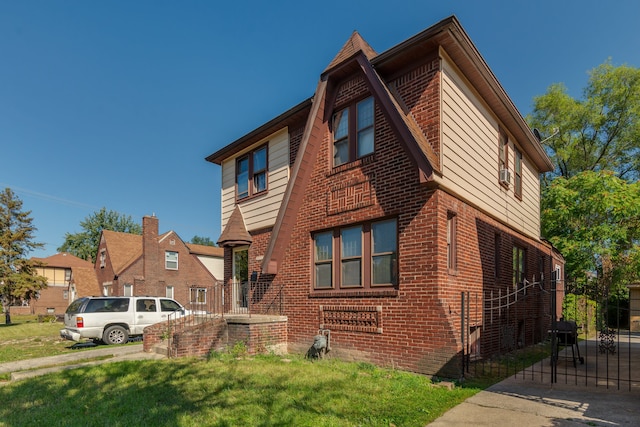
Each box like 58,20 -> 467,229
500,168 -> 511,186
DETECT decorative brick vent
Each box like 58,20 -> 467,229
327,175 -> 376,215
319,305 -> 382,333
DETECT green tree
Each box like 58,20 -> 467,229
541,171 -> 640,295
528,61 -> 640,184
0,188 -> 47,324
58,207 -> 142,262
190,235 -> 216,246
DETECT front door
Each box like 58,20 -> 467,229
232,247 -> 249,311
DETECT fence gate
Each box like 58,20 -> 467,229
461,272 -> 638,392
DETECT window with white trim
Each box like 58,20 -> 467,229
166,286 -> 174,299
190,287 -> 207,304
165,251 -> 178,270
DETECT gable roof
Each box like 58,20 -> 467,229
261,16 -> 553,274
101,230 -> 143,274
187,243 -> 224,257
72,266 -> 101,297
323,30 -> 377,73
33,252 -> 93,269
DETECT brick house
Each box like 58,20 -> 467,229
95,215 -> 222,308
206,16 -> 564,376
28,253 -> 98,315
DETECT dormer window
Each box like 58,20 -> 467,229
333,97 -> 375,167
237,144 -> 268,200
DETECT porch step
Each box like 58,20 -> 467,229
151,341 -> 169,357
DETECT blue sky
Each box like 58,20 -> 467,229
1,1 -> 639,259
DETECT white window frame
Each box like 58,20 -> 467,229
165,251 -> 178,270
190,287 -> 207,304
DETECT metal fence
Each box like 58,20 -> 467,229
167,278 -> 285,331
462,275 -> 639,392
461,277 -> 550,379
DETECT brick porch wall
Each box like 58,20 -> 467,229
143,316 -> 288,358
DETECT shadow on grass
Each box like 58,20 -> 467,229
0,357 -> 471,426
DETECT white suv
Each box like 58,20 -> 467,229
60,296 -> 187,345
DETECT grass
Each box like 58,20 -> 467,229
0,354 -> 479,426
0,315 -> 135,363
2,315 -> 556,426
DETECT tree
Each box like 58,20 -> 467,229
0,188 -> 47,324
190,235 -> 216,246
528,61 -> 640,185
58,207 -> 142,262
541,171 -> 640,295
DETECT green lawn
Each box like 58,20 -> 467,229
0,315 -> 136,363
0,315 -> 488,426
0,355 -> 479,426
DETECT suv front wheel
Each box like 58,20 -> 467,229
103,325 -> 129,345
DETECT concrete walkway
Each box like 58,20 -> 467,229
0,343 -> 164,382
429,375 -> 640,426
430,333 -> 640,426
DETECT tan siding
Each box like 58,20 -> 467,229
220,128 -> 289,232
440,55 -> 541,239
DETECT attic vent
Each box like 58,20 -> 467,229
170,239 -> 176,246
499,168 -> 511,186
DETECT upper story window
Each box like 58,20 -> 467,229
498,130 -> 508,172
333,97 -> 375,167
313,218 -> 397,291
99,249 -> 106,268
165,251 -> 178,270
514,148 -> 522,199
498,130 -> 510,187
237,145 -> 268,200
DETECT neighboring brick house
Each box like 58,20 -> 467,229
28,253 -> 98,315
206,16 -> 564,376
94,215 -> 222,308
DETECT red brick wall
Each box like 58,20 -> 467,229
227,319 -> 288,354
30,286 -> 69,315
221,56 -> 560,377
143,317 -> 287,358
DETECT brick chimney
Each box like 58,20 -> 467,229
143,215 -> 160,282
